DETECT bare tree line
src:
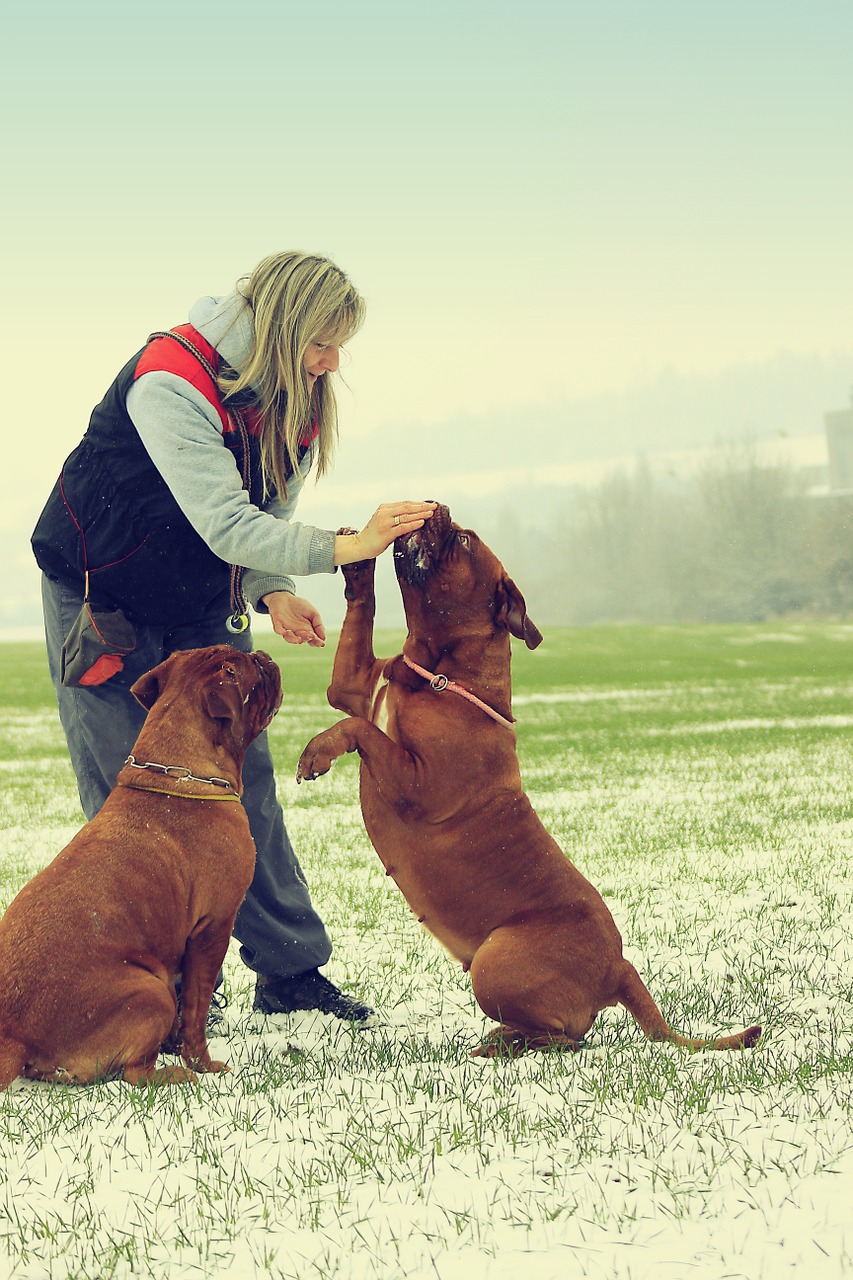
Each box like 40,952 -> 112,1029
485,444 -> 853,625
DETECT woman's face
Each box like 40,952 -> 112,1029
303,340 -> 340,392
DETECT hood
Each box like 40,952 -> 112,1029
188,291 -> 255,371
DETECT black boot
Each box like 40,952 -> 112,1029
253,969 -> 375,1024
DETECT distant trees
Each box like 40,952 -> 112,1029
483,444 -> 853,625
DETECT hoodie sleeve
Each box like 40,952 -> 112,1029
126,371 -> 337,585
242,487 -> 322,610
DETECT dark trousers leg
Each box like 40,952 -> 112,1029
41,574 -> 331,978
234,731 -> 332,975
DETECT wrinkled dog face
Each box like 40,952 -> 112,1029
243,650 -> 283,733
393,501 -> 456,588
132,647 -> 282,741
392,502 -> 495,593
200,649 -> 282,738
392,503 -> 543,649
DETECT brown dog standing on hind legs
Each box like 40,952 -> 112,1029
297,504 -> 761,1057
0,645 -> 282,1090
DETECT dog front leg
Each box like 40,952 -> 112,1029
297,718 -> 425,817
178,923 -> 232,1074
328,541 -> 380,718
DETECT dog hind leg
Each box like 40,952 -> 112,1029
471,1025 -> 584,1058
44,975 -> 183,1085
121,1060 -> 200,1086
0,1035 -> 27,1090
469,928 -> 596,1056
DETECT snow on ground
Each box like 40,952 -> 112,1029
2,670 -> 853,1278
2,844 -> 852,1280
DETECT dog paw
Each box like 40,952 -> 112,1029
127,1063 -> 199,1086
340,549 -> 376,591
296,744 -> 335,783
181,1051 -> 230,1074
472,1026 -> 584,1058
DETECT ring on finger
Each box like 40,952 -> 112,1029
393,515 -> 400,527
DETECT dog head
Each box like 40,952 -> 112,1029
392,503 -> 542,650
131,646 -> 282,745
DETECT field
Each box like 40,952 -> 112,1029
1,624 -> 853,1279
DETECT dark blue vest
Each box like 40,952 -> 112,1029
32,326 -> 294,628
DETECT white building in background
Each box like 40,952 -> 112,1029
825,394 -> 853,492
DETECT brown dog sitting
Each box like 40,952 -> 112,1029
0,645 -> 281,1089
297,504 -> 761,1056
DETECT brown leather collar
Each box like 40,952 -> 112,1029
117,780 -> 241,803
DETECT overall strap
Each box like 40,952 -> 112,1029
147,330 -> 250,630
147,328 -> 219,382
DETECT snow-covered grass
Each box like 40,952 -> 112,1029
1,625 -> 853,1279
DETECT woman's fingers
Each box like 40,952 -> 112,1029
333,501 -> 438,564
372,500 -> 436,542
388,501 -> 436,532
366,502 -> 435,555
267,594 -> 326,646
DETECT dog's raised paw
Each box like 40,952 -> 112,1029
296,750 -> 334,784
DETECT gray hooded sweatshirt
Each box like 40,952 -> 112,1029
124,291 -> 338,611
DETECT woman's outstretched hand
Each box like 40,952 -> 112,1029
334,500 -> 437,564
264,592 -> 327,646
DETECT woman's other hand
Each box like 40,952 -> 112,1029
334,500 -> 437,564
264,592 -> 327,646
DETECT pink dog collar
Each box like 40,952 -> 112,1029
402,655 -> 515,730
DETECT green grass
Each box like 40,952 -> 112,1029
1,624 -> 853,1279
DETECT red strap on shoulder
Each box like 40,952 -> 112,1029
134,325 -> 228,430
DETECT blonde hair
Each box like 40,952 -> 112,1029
218,251 -> 365,499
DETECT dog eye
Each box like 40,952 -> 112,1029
458,534 -> 470,547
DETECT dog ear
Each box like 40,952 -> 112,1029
202,665 -> 244,724
495,575 -> 544,650
130,666 -> 164,710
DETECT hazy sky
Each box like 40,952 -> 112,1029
3,0 -> 852,548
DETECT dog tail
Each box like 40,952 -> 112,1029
0,1034 -> 27,1091
617,963 -> 762,1052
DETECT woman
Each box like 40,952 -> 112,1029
32,251 -> 435,1027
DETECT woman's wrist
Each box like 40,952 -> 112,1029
333,532 -> 365,565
